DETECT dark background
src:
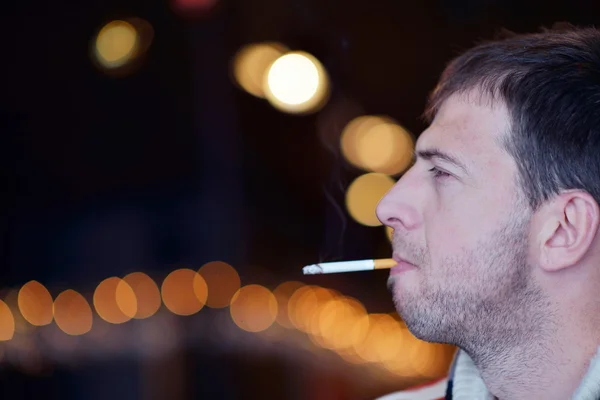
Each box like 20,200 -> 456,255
1,0 -> 599,398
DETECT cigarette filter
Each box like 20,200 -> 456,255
302,258 -> 396,275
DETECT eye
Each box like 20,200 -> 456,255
428,167 -> 451,179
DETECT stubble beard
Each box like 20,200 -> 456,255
387,214 -> 552,368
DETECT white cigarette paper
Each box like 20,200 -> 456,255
302,258 -> 396,275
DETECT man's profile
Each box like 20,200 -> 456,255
377,26 -> 600,400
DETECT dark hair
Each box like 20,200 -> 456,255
425,26 -> 600,210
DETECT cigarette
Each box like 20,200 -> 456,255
302,258 -> 396,275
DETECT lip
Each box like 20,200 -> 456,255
390,254 -> 417,275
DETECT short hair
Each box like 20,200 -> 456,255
425,26 -> 600,210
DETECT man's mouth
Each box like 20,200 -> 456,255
390,253 -> 418,275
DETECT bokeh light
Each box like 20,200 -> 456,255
230,284 -> 277,332
198,261 -> 241,308
341,116 -> 414,175
273,281 -> 305,329
354,313 -> 405,364
93,18 -> 153,72
264,51 -> 329,114
316,296 -> 369,352
53,290 -> 93,336
18,281 -> 53,326
0,300 -> 15,341
93,277 -> 137,324
287,286 -> 337,333
345,173 -> 395,226
161,269 -> 207,316
94,20 -> 138,68
122,272 -> 161,319
233,42 -> 288,98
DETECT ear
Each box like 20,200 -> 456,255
537,191 -> 600,272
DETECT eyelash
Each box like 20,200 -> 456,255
428,167 -> 451,179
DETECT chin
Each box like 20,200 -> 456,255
393,297 -> 445,343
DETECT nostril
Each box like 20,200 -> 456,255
385,217 -> 403,229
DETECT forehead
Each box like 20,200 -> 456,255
417,92 -> 512,172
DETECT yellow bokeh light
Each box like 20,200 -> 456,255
287,286 -> 337,332
0,300 -> 15,341
94,20 -> 139,68
93,277 -> 137,324
198,261 -> 241,308
317,296 -> 369,351
273,281 -> 305,329
341,116 -> 387,169
122,272 -> 161,319
341,116 -> 414,175
18,281 -> 53,326
161,269 -> 207,316
354,313 -> 405,364
232,42 -> 288,98
264,51 -> 329,114
53,290 -> 93,336
345,173 -> 395,226
230,284 -> 277,332
412,342 -> 456,378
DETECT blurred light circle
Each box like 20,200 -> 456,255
273,281 -> 305,329
122,272 -> 161,319
94,20 -> 138,68
356,122 -> 413,175
318,296 -> 369,351
93,277 -> 137,324
53,290 -> 93,336
341,116 -> 414,175
18,281 -> 53,326
233,42 -> 288,98
230,284 -> 277,332
411,342 -> 455,378
0,300 -> 15,341
198,261 -> 241,308
288,286 -> 337,332
264,51 -> 329,114
354,314 -> 404,363
345,173 -> 395,226
341,116 -> 387,168
161,269 -> 207,316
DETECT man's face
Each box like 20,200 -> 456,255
376,92 -> 545,351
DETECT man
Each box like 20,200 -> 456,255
376,26 -> 600,400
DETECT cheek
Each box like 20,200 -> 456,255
425,218 -> 480,279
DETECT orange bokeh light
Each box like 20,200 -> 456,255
198,261 -> 241,308
93,277 -> 137,324
122,272 -> 161,319
0,300 -> 15,341
18,281 -> 53,326
53,290 -> 93,336
273,281 -> 305,329
230,285 -> 277,332
161,269 -> 207,316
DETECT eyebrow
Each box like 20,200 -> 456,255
414,148 -> 469,174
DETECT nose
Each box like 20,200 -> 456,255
376,173 -> 422,231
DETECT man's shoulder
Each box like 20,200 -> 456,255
374,377 -> 449,400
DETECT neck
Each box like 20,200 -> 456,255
468,312 -> 600,400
